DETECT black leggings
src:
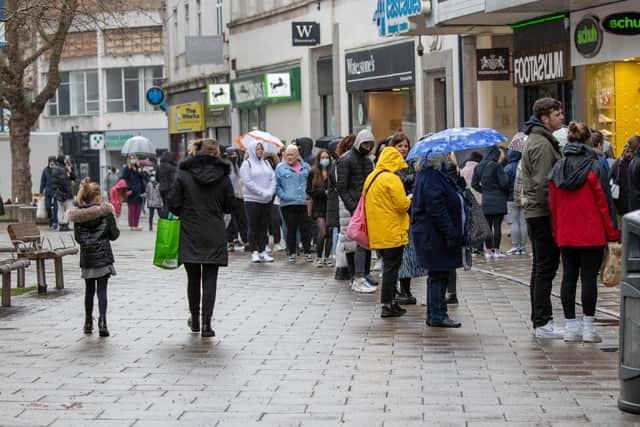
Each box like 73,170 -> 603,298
281,205 -> 312,255
560,246 -> 604,318
315,217 -> 333,258
484,214 -> 504,250
184,263 -> 219,318
85,275 -> 109,318
270,204 -> 282,244
245,202 -> 271,252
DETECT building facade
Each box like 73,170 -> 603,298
37,1 -> 168,186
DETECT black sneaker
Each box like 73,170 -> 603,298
396,293 -> 417,305
381,305 -> 404,318
391,302 -> 407,315
445,294 -> 459,305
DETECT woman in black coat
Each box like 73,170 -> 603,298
167,139 -> 235,338
471,145 -> 508,259
157,151 -> 178,218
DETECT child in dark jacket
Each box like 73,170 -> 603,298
68,178 -> 120,337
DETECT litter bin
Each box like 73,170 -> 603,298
619,211 -> 640,414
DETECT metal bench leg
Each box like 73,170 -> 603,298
54,258 -> 64,290
2,272 -> 10,307
36,259 -> 47,294
17,268 -> 25,289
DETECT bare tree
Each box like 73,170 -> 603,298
0,0 -> 134,203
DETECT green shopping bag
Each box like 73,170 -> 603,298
153,216 -> 181,269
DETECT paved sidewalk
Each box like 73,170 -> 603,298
0,225 -> 638,426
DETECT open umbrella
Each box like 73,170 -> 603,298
406,127 -> 507,161
235,130 -> 284,154
121,136 -> 156,156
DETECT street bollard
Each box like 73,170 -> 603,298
619,211 -> 640,414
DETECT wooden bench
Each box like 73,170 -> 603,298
1,258 -> 30,307
7,223 -> 79,294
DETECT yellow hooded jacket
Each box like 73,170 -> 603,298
363,147 -> 411,250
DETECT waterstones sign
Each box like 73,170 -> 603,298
513,44 -> 572,87
345,41 -> 415,92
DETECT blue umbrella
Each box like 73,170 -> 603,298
406,127 -> 507,161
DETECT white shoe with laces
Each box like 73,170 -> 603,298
583,327 -> 603,343
351,279 -> 376,293
259,252 -> 274,263
251,251 -> 261,263
535,320 -> 565,339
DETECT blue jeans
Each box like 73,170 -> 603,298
427,270 -> 449,323
45,194 -> 58,226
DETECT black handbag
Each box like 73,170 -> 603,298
465,189 -> 491,245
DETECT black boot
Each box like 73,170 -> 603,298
188,312 -> 200,332
201,316 -> 215,337
83,315 -> 93,334
98,317 -> 110,337
38,286 -> 47,294
396,281 -> 417,305
446,293 -> 459,305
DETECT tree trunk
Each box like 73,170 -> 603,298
9,112 -> 33,204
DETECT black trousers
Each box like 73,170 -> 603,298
184,263 -> 219,318
85,275 -> 109,318
527,216 -> 560,328
484,214 -> 504,250
379,247 -> 404,304
447,270 -> 457,294
269,204 -> 282,244
281,205 -> 311,255
227,197 -> 248,243
560,246 -> 604,318
245,201 -> 271,252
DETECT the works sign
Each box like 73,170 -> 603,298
513,44 -> 572,87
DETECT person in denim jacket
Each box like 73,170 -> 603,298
276,145 -> 313,262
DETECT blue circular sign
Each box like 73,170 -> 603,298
146,87 -> 165,106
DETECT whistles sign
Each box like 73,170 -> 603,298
603,12 -> 640,35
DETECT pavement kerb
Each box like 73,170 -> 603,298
473,267 -> 621,320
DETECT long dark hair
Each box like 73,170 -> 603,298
311,149 -> 331,190
336,135 -> 355,157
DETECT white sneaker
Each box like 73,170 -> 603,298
251,251 -> 261,263
352,279 -> 376,293
506,247 -> 519,255
372,261 -> 382,271
274,242 -> 286,252
315,258 -> 324,268
535,320 -> 565,339
564,327 -> 582,342
304,254 -> 314,263
484,252 -> 494,261
493,251 -> 505,258
265,246 -> 272,253
259,252 -> 274,263
583,328 -> 603,343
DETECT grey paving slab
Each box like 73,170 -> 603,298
0,224 -> 638,426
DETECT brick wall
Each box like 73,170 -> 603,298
104,26 -> 163,56
61,31 -> 97,58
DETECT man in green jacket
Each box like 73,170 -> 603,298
521,98 -> 564,339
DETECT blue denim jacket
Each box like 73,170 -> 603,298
275,161 -> 310,207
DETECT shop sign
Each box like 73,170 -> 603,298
292,22 -> 320,46
345,41 -> 415,92
168,102 -> 204,134
231,67 -> 301,108
476,48 -> 510,81
574,15 -> 603,58
513,44 -> 572,87
207,83 -> 230,108
89,134 -> 104,150
105,133 -> 134,150
265,73 -> 291,99
373,0 -> 431,37
603,12 -> 640,35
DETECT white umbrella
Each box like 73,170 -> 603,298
235,130 -> 284,154
121,135 -> 156,156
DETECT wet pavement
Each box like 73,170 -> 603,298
0,220 -> 637,426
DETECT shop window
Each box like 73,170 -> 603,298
240,107 -> 266,134
47,70 -> 99,117
322,95 -> 336,136
349,88 -> 416,143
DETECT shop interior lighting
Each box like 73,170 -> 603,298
511,14 -> 566,29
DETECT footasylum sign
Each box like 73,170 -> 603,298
513,44 -> 572,86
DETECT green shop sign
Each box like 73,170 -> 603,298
231,67 -> 301,108
575,15 -> 602,58
106,133 -> 134,150
603,12 -> 640,35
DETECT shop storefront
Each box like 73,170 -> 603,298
206,83 -> 232,146
168,101 -> 205,160
571,1 -> 640,155
513,16 -> 574,126
345,41 -> 416,142
104,129 -> 169,167
231,67 -> 302,142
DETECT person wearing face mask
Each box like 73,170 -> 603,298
307,149 -> 334,267
167,139 -> 235,337
239,141 -> 277,263
40,156 -> 59,229
336,129 -> 377,293
122,154 -> 145,231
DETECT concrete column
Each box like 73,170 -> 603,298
476,34 -> 493,128
462,35 -> 478,127
332,23 -> 342,135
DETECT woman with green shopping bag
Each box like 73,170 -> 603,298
167,138 -> 235,337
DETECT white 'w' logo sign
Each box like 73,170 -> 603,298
296,24 -> 314,38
